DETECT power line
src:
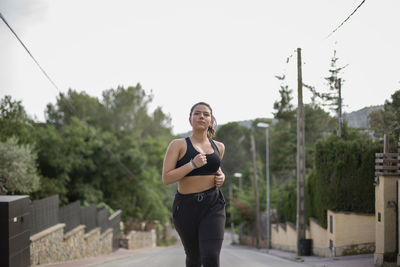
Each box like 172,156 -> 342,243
326,0 -> 366,39
0,11 -> 141,184
0,12 -> 59,91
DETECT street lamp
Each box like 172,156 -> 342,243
233,172 -> 243,190
257,122 -> 270,249
233,172 -> 243,244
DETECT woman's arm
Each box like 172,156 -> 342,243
214,141 -> 226,187
215,140 -> 225,160
162,139 -> 206,185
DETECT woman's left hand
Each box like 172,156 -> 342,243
214,169 -> 225,187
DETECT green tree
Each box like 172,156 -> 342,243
265,73 -> 336,223
0,96 -> 35,144
216,122 -> 250,180
273,74 -> 295,121
369,89 -> 400,139
101,84 -> 162,137
45,89 -> 103,127
0,137 -> 40,194
32,119 -> 102,204
307,50 -> 347,115
269,74 -> 297,184
42,85 -> 173,222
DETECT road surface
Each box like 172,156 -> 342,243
97,234 -> 308,267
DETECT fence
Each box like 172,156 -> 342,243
109,210 -> 122,251
59,200 -> 80,233
80,204 -> 97,233
30,195 -> 121,250
30,195 -> 59,235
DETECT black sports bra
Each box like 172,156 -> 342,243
176,137 -> 221,176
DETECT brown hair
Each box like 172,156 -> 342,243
190,102 -> 217,138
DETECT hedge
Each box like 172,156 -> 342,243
310,134 -> 381,227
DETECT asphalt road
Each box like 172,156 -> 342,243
97,235 -> 308,267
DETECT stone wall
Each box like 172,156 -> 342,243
30,224 -> 113,266
99,229 -> 113,255
336,242 -> 375,256
30,224 -> 65,266
63,225 -> 85,260
84,228 -> 101,258
120,229 -> 156,249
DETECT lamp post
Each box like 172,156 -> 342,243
257,122 -> 270,249
228,178 -> 235,244
233,172 -> 243,190
233,172 -> 243,244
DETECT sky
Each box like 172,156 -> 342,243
1,0 -> 399,134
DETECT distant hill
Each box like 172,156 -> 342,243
177,106 -> 382,137
343,105 -> 383,128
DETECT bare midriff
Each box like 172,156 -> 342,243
178,175 -> 215,194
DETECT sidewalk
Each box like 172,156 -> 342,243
40,247 -> 166,267
265,248 -> 374,267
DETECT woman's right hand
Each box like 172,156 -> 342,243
192,153 -> 207,169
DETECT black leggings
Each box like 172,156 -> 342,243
172,186 -> 226,267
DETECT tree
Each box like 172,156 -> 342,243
0,137 -> 40,194
1,85 -> 174,224
41,85 -> 173,222
101,84 -> 161,137
273,74 -> 295,121
369,89 -> 400,139
216,122 -> 250,179
32,119 -> 101,204
307,50 -> 347,114
0,95 -> 35,144
265,72 -> 336,222
45,89 -> 103,127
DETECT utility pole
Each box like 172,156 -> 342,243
257,122 -> 270,249
296,48 -> 306,255
337,78 -> 343,138
250,134 -> 260,249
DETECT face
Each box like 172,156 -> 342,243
190,104 -> 213,130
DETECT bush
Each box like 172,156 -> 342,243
311,134 -> 380,227
0,137 -> 40,194
275,132 -> 380,228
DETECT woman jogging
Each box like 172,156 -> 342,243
162,102 -> 226,267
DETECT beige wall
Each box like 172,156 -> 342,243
375,176 -> 398,254
271,210 -> 375,257
375,175 -> 383,254
398,181 -> 400,266
309,218 -> 327,249
270,222 -> 310,252
328,210 -> 375,247
271,223 -> 296,252
283,222 -> 297,248
398,181 -> 400,258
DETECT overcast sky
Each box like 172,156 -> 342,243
1,0 -> 399,134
